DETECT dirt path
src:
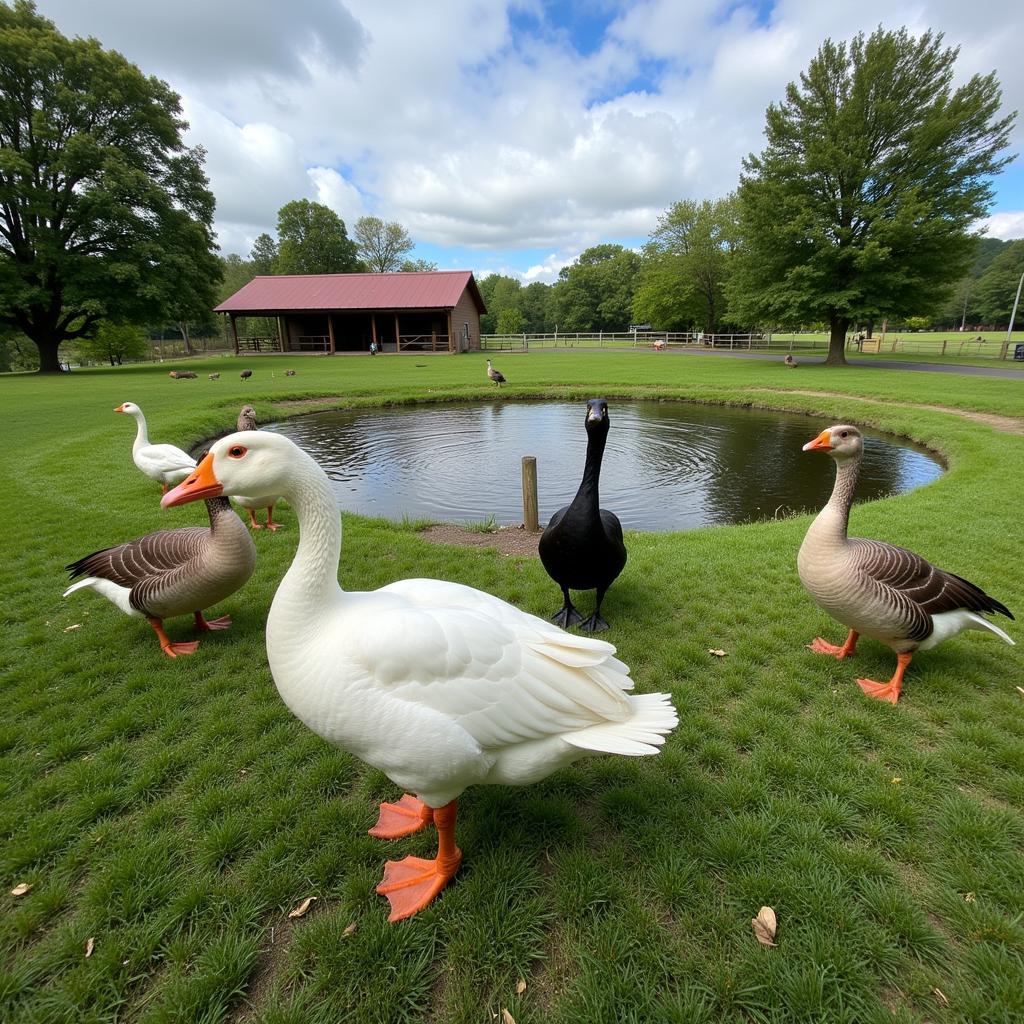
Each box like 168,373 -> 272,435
419,522 -> 541,557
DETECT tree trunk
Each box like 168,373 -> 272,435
30,332 -> 65,373
825,315 -> 849,366
178,321 -> 194,355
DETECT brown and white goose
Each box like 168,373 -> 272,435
798,424 -> 1014,703
231,405 -> 284,530
63,497 -> 256,657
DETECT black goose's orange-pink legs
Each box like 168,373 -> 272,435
369,796 -> 462,922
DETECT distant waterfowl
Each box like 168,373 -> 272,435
539,399 -> 627,632
232,405 -> 283,530
784,354 -> 798,367
114,401 -> 196,492
208,373 -> 220,380
798,424 -> 1014,703
163,431 -> 677,921
486,359 -> 505,386
284,369 -> 296,376
240,369 -> 253,381
64,497 -> 256,657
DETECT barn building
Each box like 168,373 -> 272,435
216,271 -> 486,354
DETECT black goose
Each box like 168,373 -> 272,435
538,398 -> 627,631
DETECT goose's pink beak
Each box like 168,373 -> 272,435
803,429 -> 832,452
162,453 -> 222,507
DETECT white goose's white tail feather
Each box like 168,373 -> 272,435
564,692 -> 678,756
62,577 -> 138,617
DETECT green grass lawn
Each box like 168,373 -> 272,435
1,353 -> 1022,1024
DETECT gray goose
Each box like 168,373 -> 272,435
64,497 -> 256,657
797,424 -> 1014,702
486,359 -> 505,386
232,405 -> 284,530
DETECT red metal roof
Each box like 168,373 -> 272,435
215,271 -> 485,314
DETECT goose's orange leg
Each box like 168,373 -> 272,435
265,505 -> 282,531
247,509 -> 264,530
808,630 -> 858,658
147,617 -> 199,657
376,800 -> 462,922
857,652 -> 911,704
194,611 -> 232,631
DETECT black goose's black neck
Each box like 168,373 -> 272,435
571,422 -> 609,514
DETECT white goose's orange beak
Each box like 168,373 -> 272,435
114,404 -> 126,413
162,453 -> 222,507
802,429 -> 832,452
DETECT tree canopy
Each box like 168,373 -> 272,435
730,27 -> 1016,364
633,197 -> 738,332
249,233 -> 278,276
0,1 -> 220,372
275,199 -> 359,275
553,244 -> 640,332
354,216 -> 414,273
973,240 -> 1024,324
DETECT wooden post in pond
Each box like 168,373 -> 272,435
522,456 -> 539,532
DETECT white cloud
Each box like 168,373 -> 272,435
982,211 -> 1024,240
32,0 -> 1024,271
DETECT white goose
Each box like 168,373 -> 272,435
798,424 -> 1014,703
115,401 -> 196,491
163,431 -> 677,921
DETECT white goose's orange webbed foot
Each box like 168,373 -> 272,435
369,794 -> 433,839
376,800 -> 461,922
857,652 -> 911,704
265,507 -> 283,531
248,510 -> 263,530
148,617 -> 199,657
195,612 -> 232,631
808,630 -> 858,659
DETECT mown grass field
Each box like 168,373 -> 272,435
1,352 -> 1022,1024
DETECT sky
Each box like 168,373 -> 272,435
33,0 -> 1024,284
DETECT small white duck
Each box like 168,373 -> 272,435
163,431 -> 677,921
115,401 -> 196,492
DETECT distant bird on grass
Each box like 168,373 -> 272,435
232,405 -> 284,531
240,369 -> 253,382
169,370 -> 197,379
784,354 -> 798,367
284,369 -> 296,376
486,359 -> 506,386
208,373 -> 220,380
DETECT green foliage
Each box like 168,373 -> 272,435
974,240 -> 1024,323
730,27 -> 1016,364
275,200 -> 359,275
633,196 -> 739,331
553,244 -> 640,331
495,307 -> 525,334
76,322 -> 150,366
353,216 -> 414,273
0,0 -> 219,372
478,274 -> 524,334
399,257 -> 438,272
249,233 -> 279,276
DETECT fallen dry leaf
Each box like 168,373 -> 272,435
751,905 -> 777,946
708,648 -> 727,658
891,776 -> 902,785
515,978 -> 527,996
288,896 -> 318,919
10,882 -> 32,897
501,1010 -> 516,1024
63,623 -> 82,632
85,937 -> 95,958
933,988 -> 949,1007
964,892 -> 976,903
343,922 -> 357,937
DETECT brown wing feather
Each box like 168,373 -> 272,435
66,528 -> 210,614
850,537 -> 1013,642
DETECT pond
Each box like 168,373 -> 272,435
266,401 -> 943,532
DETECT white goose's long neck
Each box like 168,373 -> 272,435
131,411 -> 149,452
275,453 -> 344,612
808,454 -> 859,547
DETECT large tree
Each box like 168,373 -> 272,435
973,240 -> 1024,324
76,321 -> 149,366
275,199 -> 359,275
633,196 -> 738,332
249,232 -> 278,275
354,215 -> 414,273
0,1 -> 219,372
553,244 -> 640,332
730,28 -> 1015,364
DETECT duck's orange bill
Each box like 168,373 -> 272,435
162,453 -> 222,507
802,429 -> 832,452
113,404 -> 126,413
